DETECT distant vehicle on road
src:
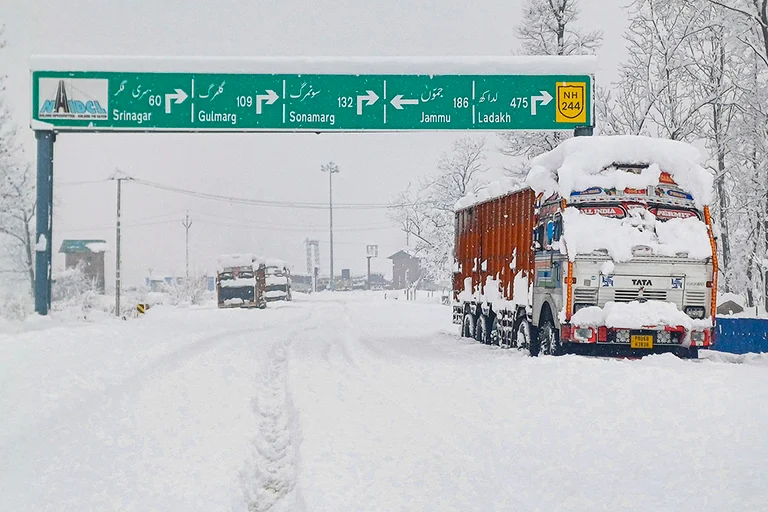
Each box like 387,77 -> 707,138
216,254 -> 266,309
263,258 -> 292,302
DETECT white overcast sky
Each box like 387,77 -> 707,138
1,0 -> 628,287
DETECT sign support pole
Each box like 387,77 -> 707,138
34,130 -> 55,315
574,126 -> 594,137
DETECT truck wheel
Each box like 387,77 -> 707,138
514,317 -> 532,352
537,317 -> 562,356
461,313 -> 475,338
490,317 -> 501,346
475,314 -> 493,344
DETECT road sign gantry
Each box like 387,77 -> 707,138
32,56 -> 595,132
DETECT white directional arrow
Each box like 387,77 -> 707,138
530,90 -> 553,115
390,94 -> 420,110
356,90 -> 379,115
164,88 -> 188,114
255,89 -> 279,115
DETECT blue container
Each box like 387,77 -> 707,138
714,317 -> 768,354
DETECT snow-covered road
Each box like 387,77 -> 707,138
2,293 -> 767,511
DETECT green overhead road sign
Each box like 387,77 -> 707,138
31,59 -> 593,132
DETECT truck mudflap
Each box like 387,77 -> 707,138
560,324 -> 713,348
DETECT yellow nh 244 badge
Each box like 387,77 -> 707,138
556,82 -> 587,124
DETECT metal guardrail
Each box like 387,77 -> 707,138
714,317 -> 768,354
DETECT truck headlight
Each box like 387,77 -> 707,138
684,306 -> 705,319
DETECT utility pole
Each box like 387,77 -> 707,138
321,162 -> 339,291
182,212 -> 192,278
110,169 -> 132,317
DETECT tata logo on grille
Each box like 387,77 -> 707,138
38,78 -> 108,120
632,279 -> 653,286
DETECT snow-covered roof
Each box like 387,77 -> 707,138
454,177 -> 524,210
86,242 -> 109,253
31,55 -> 597,75
59,239 -> 108,254
526,135 -> 713,207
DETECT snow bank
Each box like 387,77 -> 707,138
571,300 -> 712,333
217,253 -> 254,270
562,207 -> 712,261
526,135 -> 713,207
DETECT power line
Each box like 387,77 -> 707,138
57,217 -> 396,234
187,210 -> 394,230
130,177 -> 404,210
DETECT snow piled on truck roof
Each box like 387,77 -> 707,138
526,135 -> 713,207
454,177 -> 524,210
454,135 -> 714,211
217,253 -> 255,270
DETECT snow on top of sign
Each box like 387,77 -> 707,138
30,55 -> 597,75
454,177 -> 525,210
561,207 -> 712,262
217,253 -> 254,270
526,135 -> 713,207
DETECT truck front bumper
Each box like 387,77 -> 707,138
560,324 -> 713,348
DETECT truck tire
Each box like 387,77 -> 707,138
514,317 -> 533,351
537,316 -> 562,356
461,312 -> 476,338
475,313 -> 493,345
490,316 -> 501,346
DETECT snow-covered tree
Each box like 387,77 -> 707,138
0,25 -> 36,293
390,137 -> 488,284
499,0 -> 602,179
708,0 -> 768,66
600,0 -> 715,140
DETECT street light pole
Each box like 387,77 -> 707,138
321,162 -> 339,291
182,212 -> 192,278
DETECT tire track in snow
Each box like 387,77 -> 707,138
239,305 -> 327,512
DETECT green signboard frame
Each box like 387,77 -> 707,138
31,56 -> 595,132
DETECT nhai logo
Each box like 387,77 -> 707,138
37,78 -> 109,120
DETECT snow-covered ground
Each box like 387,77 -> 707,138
2,292 -> 767,511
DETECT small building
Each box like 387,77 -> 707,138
387,250 -> 422,290
59,239 -> 107,293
